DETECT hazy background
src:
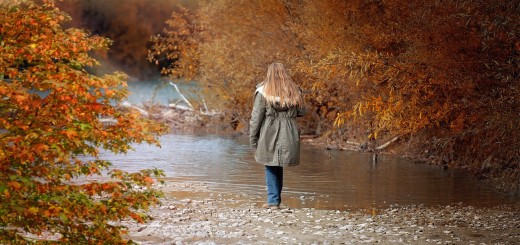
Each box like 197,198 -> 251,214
57,0 -> 197,80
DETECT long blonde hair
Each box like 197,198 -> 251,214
261,62 -> 302,107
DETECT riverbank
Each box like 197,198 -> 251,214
150,105 -> 520,198
109,107 -> 520,243
124,181 -> 520,244
299,134 -> 520,198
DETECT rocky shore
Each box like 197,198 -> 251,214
123,181 -> 520,244
115,105 -> 520,244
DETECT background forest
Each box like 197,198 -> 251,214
148,0 -> 520,192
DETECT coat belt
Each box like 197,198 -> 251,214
267,114 -> 296,118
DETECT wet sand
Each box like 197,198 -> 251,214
124,181 -> 520,244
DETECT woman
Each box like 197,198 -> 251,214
249,62 -> 305,209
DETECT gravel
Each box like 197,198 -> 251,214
123,181 -> 520,244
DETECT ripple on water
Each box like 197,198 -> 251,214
90,134 -> 518,210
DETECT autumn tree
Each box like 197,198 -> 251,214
148,5 -> 201,80
150,0 -> 362,134
149,0 -> 310,130
332,0 -> 520,177
152,0 -> 520,189
56,0 -> 197,79
0,0 -> 167,243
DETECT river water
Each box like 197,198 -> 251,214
96,134 -> 517,210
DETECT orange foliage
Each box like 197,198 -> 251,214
1,0 -> 167,243
148,5 -> 201,80
150,0 -> 306,128
334,0 -> 520,172
153,0 -> 519,178
56,0 -> 196,79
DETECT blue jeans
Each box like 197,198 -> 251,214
265,166 -> 283,205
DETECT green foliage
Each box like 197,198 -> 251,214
0,0 -> 168,243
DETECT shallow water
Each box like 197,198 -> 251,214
95,134 -> 517,210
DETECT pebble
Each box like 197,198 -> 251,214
121,181 -> 520,244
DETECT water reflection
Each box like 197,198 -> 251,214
96,134 -> 517,210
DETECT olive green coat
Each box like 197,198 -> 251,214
249,86 -> 305,167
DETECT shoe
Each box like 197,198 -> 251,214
262,204 -> 280,209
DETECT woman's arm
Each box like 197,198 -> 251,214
249,92 -> 266,148
297,106 -> 307,117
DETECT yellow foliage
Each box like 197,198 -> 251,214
153,0 -> 520,167
1,1 -> 168,243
